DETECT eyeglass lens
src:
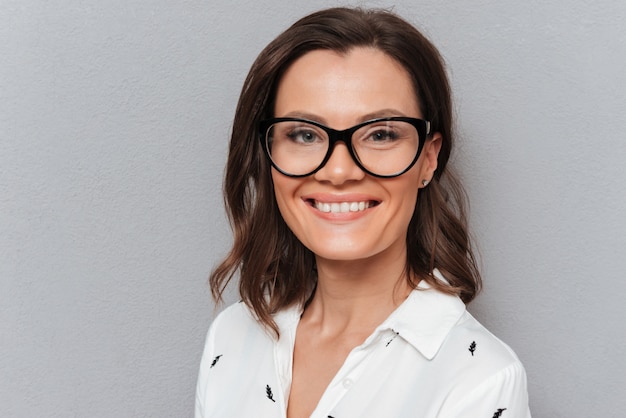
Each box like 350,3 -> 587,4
265,120 -> 421,177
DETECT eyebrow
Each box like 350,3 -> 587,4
359,109 -> 413,121
279,111 -> 328,124
278,108 -> 415,125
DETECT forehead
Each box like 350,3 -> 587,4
274,48 -> 421,124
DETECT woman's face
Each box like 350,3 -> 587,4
271,48 -> 441,264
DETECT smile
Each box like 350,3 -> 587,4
312,200 -> 378,213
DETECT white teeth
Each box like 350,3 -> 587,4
315,200 -> 371,213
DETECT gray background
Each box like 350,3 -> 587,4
2,0 -> 625,416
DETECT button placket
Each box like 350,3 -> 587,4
273,313 -> 300,414
313,335 -> 394,418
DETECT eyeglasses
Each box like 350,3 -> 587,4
258,117 -> 431,178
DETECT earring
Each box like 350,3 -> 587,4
421,179 -> 429,187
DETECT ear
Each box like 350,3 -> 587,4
419,132 -> 442,187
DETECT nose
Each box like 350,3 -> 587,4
313,142 -> 365,185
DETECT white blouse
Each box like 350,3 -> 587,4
195,280 -> 531,418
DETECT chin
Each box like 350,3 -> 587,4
309,242 -> 379,262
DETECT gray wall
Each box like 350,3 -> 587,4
1,0 -> 624,416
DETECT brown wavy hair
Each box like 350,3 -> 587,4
210,7 -> 481,336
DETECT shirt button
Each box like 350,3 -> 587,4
342,378 -> 353,389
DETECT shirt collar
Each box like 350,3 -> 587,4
273,304 -> 301,331
378,273 -> 466,360
273,270 -> 467,361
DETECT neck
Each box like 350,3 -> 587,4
302,251 -> 413,336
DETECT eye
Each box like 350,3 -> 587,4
287,128 -> 321,144
359,125 -> 399,144
368,128 -> 398,142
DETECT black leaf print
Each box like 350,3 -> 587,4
328,416 -> 335,418
468,341 -> 476,356
209,355 -> 222,368
386,330 -> 400,347
266,384 -> 276,402
492,408 -> 507,417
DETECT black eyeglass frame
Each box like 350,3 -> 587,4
258,117 -> 431,178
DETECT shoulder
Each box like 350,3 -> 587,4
449,310 -> 522,370
412,274 -> 523,374
398,283 -> 529,411
206,301 -> 272,347
385,284 -> 527,387
428,307 -> 526,385
211,301 -> 258,331
196,302 -> 288,417
435,311 -> 531,416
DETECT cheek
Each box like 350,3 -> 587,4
391,171 -> 421,222
271,171 -> 298,219
399,188 -> 419,223
271,174 -> 286,210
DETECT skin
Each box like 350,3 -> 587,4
271,48 -> 442,418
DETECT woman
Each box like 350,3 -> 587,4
196,7 -> 530,418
